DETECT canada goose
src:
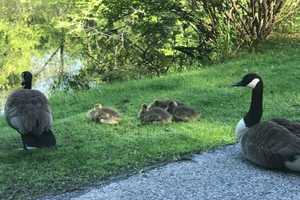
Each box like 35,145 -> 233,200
138,104 -> 172,124
233,73 -> 300,171
168,101 -> 199,122
148,99 -> 184,113
87,104 -> 121,124
4,71 -> 56,150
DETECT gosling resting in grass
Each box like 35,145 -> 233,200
138,104 -> 172,124
148,99 -> 184,113
168,101 -> 199,122
4,71 -> 56,150
87,104 -> 121,124
233,73 -> 300,171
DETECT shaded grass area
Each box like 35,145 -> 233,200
1,35 -> 300,199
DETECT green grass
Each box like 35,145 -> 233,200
1,35 -> 300,199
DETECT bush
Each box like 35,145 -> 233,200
224,0 -> 300,45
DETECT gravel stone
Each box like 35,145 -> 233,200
41,145 -> 300,200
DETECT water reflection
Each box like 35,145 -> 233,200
0,55 -> 82,116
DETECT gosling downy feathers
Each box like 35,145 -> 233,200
4,71 -> 56,150
233,73 -> 300,171
87,104 -> 121,124
138,104 -> 172,124
148,99 -> 184,113
168,101 -> 199,122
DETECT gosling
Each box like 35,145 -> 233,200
168,101 -> 199,122
87,104 -> 121,124
138,104 -> 172,124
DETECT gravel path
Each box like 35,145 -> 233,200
42,144 -> 300,200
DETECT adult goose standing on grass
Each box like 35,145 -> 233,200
4,71 -> 56,150
233,73 -> 300,171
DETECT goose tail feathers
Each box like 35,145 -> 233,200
22,129 -> 56,150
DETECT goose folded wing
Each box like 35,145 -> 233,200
260,122 -> 300,160
271,118 -> 300,137
6,107 -> 52,135
242,121 -> 300,168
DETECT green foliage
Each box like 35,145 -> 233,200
275,8 -> 300,33
224,0 -> 300,45
0,0 -> 77,88
0,0 -> 299,87
67,0 -> 179,79
61,0 -> 237,82
0,19 -> 39,89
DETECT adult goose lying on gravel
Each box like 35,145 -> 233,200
233,73 -> 300,171
138,104 -> 172,124
4,71 -> 56,150
87,104 -> 121,124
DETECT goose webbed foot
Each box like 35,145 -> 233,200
21,135 -> 28,150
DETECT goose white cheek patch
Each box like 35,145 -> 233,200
247,78 -> 260,88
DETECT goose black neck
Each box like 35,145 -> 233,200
244,81 -> 263,127
23,81 -> 32,89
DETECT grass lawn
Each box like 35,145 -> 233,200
1,34 -> 300,199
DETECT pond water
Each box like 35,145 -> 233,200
0,54 -> 82,116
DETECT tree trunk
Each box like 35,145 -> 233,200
59,31 -> 65,83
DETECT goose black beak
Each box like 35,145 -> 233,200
231,81 -> 243,87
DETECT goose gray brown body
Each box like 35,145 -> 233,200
241,120 -> 300,170
4,71 -> 56,150
233,73 -> 300,171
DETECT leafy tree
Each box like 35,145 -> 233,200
0,0 -> 40,88
0,0 -> 299,88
